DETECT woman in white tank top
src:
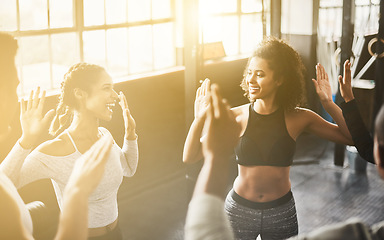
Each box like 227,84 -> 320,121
10,63 -> 139,240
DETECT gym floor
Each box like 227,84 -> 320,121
117,134 -> 384,240
32,134 -> 384,240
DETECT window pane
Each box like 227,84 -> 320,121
0,0 -> 17,31
199,0 -> 222,15
83,30 -> 106,67
106,28 -> 128,77
128,26 -> 152,73
49,0 -> 73,28
203,16 -> 224,43
200,0 -> 237,15
153,23 -> 175,69
128,0 -> 151,22
241,0 -> 262,13
240,14 -> 263,54
106,0 -> 127,24
152,0 -> 172,19
18,36 -> 50,94
203,16 -> 239,56
222,16 -> 239,56
320,0 -> 342,7
19,0 -> 48,30
84,0 -> 105,26
51,33 -> 79,89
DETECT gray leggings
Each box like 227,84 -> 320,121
224,189 -> 298,240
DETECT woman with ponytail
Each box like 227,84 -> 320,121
13,63 -> 139,240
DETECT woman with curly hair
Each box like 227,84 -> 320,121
183,37 -> 353,240
12,63 -> 139,240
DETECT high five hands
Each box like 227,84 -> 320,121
202,84 -> 242,160
338,60 -> 354,103
312,63 -> 333,103
195,78 -> 211,119
19,87 -> 55,149
312,60 -> 354,104
118,91 -> 137,140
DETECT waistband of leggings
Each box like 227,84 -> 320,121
230,189 -> 293,210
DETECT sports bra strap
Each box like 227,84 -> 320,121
66,130 -> 80,153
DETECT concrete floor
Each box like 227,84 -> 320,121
117,134 -> 384,240
30,134 -> 384,240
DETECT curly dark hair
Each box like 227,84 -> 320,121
240,37 -> 306,111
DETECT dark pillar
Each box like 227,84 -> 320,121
372,0 -> 384,123
334,0 -> 355,166
271,0 -> 281,38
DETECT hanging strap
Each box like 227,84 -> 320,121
66,130 -> 80,153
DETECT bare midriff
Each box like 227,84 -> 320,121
233,165 -> 291,202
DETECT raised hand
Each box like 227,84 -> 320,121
312,63 -> 333,103
19,87 -> 55,149
202,84 -> 241,160
118,91 -> 137,140
338,60 -> 354,102
194,78 -> 211,119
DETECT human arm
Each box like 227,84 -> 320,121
0,183 -> 34,240
310,63 -> 353,145
185,84 -> 240,240
54,135 -> 113,240
120,137 -> 139,177
193,84 -> 241,198
183,79 -> 211,164
338,60 -> 374,163
0,87 -> 55,184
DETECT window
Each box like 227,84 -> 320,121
200,0 -> 270,58
318,0 -> 380,39
1,0 -> 176,95
1,0 -> 269,95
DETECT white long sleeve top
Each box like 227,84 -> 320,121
2,127 -> 138,228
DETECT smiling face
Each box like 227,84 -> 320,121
82,70 -> 119,121
245,57 -> 280,102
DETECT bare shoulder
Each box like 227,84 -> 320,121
231,103 -> 250,114
286,107 -> 318,119
36,134 -> 76,156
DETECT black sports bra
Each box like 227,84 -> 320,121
235,104 -> 296,167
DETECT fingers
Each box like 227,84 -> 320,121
343,60 -> 351,84
211,84 -> 221,119
37,90 -> 46,113
25,87 -> 46,112
206,90 -> 214,122
32,87 -> 41,109
118,91 -> 130,114
202,78 -> 211,96
27,90 -> 34,111
338,75 -> 343,86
